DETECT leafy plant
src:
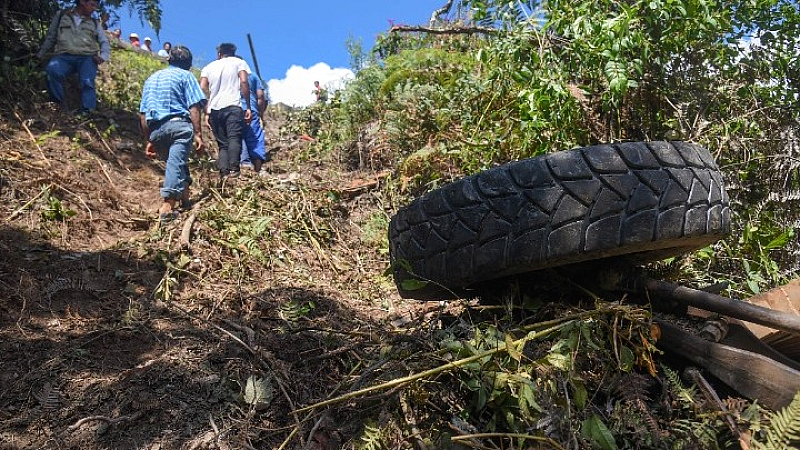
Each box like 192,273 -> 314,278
96,48 -> 167,111
753,391 -> 800,450
277,299 -> 316,324
40,189 -> 76,222
357,420 -> 387,450
360,210 -> 389,254
153,253 -> 190,303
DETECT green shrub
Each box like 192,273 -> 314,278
97,48 -> 167,111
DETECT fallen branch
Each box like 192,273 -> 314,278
67,410 -> 142,432
449,432 -> 566,450
6,184 -> 50,222
13,111 -> 52,168
429,0 -> 455,26
180,198 -> 206,249
90,154 -> 119,193
339,170 -> 391,199
53,182 -> 93,221
92,128 -> 131,172
294,321 -> 570,414
389,25 -> 499,35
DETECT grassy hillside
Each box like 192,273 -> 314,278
0,16 -> 798,450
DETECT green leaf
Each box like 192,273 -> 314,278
581,415 -> 618,450
518,381 -> 542,418
545,352 -> 571,371
401,278 -> 429,291
619,345 -> 635,372
573,380 -> 588,409
764,231 -> 791,250
505,333 -> 521,362
476,385 -> 488,410
747,279 -> 761,294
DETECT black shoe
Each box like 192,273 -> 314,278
159,211 -> 180,223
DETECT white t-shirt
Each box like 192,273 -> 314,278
201,57 -> 252,111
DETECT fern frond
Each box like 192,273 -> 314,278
358,421 -> 385,450
671,418 -> 720,449
754,391 -> 800,450
723,397 -> 751,419
33,382 -> 61,412
661,364 -> 698,408
612,373 -> 660,439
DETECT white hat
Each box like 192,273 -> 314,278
144,36 -> 152,42
129,32 -> 139,38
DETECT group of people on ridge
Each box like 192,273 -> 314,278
128,33 -> 172,57
37,0 -> 270,222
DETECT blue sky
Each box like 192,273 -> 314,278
116,1 -> 446,106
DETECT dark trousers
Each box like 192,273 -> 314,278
209,105 -> 244,175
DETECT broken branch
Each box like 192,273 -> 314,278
389,25 -> 499,35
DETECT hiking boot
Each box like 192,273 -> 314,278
159,211 -> 180,223
218,171 -> 239,189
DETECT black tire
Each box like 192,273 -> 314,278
388,141 -> 731,300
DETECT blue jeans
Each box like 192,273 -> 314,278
45,54 -> 98,111
149,120 -> 194,200
241,116 -> 266,164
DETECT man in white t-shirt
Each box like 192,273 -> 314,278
200,42 -> 252,179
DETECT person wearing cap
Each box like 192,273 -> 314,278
37,0 -> 110,114
200,42 -> 252,180
129,32 -> 141,48
142,36 -> 153,53
139,45 -> 207,222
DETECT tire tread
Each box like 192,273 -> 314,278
389,141 -> 731,299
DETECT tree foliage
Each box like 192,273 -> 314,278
0,0 -> 162,58
304,0 -> 799,291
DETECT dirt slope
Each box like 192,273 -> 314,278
0,100 -> 429,449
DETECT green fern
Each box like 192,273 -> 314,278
357,421 -> 385,450
754,391 -> 800,450
660,364 -> 698,408
671,418 -> 721,449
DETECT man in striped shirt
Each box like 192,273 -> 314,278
139,46 -> 207,222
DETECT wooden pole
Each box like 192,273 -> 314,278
246,33 -> 263,82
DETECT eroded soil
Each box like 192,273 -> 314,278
0,102 -> 434,449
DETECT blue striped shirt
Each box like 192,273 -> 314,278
139,66 -> 207,124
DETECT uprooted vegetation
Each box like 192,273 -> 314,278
2,1 -> 800,449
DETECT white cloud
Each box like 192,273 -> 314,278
267,62 -> 354,107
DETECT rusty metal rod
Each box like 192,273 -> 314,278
636,277 -> 800,335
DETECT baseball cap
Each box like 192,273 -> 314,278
144,37 -> 152,42
129,32 -> 139,38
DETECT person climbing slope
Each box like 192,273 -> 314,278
139,45 -> 207,222
235,56 -> 269,175
200,42 -> 252,180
